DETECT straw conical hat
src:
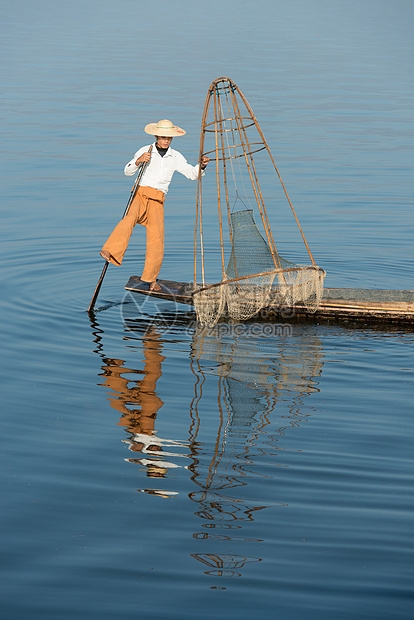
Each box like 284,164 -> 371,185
144,119 -> 186,137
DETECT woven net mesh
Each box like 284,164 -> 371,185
275,267 -> 325,311
193,280 -> 226,328
193,210 -> 325,327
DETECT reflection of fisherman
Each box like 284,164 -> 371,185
99,330 -> 165,437
98,329 -> 184,480
100,119 -> 209,291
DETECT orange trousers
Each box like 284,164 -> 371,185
101,185 -> 165,282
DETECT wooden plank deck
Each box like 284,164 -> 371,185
124,276 -> 414,323
124,276 -> 194,305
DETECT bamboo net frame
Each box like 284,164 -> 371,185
193,77 -> 325,325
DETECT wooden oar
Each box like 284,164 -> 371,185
87,145 -> 153,313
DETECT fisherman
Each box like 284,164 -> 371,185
100,119 -> 209,291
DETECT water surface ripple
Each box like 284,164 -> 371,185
1,1 -> 414,619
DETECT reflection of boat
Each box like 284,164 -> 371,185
124,277 -> 414,324
91,312 -> 325,579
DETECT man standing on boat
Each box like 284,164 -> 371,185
100,119 -> 209,291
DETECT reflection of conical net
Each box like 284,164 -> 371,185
193,77 -> 325,327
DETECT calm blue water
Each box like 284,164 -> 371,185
1,1 -> 414,618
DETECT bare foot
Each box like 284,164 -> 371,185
100,250 -> 111,262
149,281 -> 161,291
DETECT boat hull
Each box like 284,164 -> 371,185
124,277 -> 414,324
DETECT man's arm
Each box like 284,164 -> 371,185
174,152 -> 210,180
124,145 -> 152,176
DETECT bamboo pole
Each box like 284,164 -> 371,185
195,87 -> 213,287
213,88 -> 226,279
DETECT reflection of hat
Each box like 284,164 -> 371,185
144,119 -> 186,137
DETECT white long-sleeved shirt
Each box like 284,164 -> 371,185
124,142 -> 204,194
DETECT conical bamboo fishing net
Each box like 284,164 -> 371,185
193,77 -> 325,327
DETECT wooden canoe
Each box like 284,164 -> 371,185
124,276 -> 414,324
